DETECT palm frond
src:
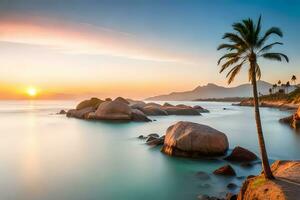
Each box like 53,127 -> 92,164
219,56 -> 242,73
217,43 -> 240,51
226,61 -> 244,84
257,42 -> 283,54
261,52 -> 289,62
257,27 -> 283,47
222,33 -> 248,48
217,53 -> 240,65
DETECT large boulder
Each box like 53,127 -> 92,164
67,107 -> 95,119
141,105 -> 168,116
131,109 -> 151,122
162,121 -> 229,157
114,97 -> 130,104
225,146 -> 258,162
161,106 -> 200,115
94,100 -> 132,120
76,97 -> 103,110
213,165 -> 236,176
238,160 -> 300,200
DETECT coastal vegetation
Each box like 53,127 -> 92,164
217,16 -> 289,179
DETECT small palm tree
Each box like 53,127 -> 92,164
217,16 -> 289,179
269,88 -> 272,94
291,75 -> 297,85
274,84 -> 278,93
286,81 -> 290,93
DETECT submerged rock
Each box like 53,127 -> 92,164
213,165 -> 236,176
162,121 -> 229,157
224,146 -> 257,162
162,106 -> 200,115
227,183 -> 238,190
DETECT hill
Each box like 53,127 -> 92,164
146,81 -> 272,101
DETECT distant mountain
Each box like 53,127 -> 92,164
146,81 -> 273,101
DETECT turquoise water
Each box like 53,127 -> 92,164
0,100 -> 299,200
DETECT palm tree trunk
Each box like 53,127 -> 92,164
251,62 -> 274,179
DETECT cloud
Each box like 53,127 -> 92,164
0,17 -> 199,64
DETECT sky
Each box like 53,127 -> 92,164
0,0 -> 300,100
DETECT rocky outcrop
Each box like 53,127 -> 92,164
67,107 -> 96,119
93,100 -> 132,120
141,105 -> 168,116
238,160 -> 300,200
162,105 -> 200,115
280,106 -> 300,129
213,165 -> 236,176
57,110 -> 66,114
193,105 -> 210,113
225,146 -> 258,162
114,97 -> 130,104
131,109 -> 151,122
76,97 -> 103,110
162,121 -> 229,157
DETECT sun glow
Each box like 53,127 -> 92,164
26,87 -> 37,97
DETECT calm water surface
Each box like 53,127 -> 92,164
0,100 -> 299,200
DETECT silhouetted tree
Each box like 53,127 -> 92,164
217,16 -> 288,179
292,75 -> 297,85
286,81 -> 290,93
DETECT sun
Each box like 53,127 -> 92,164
26,87 -> 37,97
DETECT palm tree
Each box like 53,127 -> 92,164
269,88 -> 272,94
291,75 -> 297,85
273,84 -> 278,93
217,16 -> 288,179
286,81 -> 290,93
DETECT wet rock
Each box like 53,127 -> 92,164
138,135 -> 147,139
146,137 -> 164,146
197,194 -> 224,200
193,105 -> 210,113
225,193 -> 237,200
94,100 -> 132,120
58,109 -> 67,114
147,133 -> 159,138
224,146 -> 257,162
142,105 -> 168,116
131,109 -> 151,122
146,136 -> 158,142
227,183 -> 238,190
76,97 -> 103,110
196,171 -> 210,180
240,162 -> 253,168
162,121 -> 229,157
213,165 -> 236,176
67,107 -> 95,119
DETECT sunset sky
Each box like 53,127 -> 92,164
0,0 -> 299,100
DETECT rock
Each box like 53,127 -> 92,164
131,109 -> 151,122
238,160 -> 300,200
226,193 -> 237,200
197,195 -> 224,200
280,107 -> 300,129
138,135 -> 147,139
114,97 -> 130,104
224,146 -> 257,162
193,105 -> 210,113
145,102 -> 161,107
240,162 -> 253,168
213,165 -> 236,176
146,137 -> 164,146
76,97 -> 103,110
162,121 -> 229,157
94,100 -> 132,120
58,109 -> 66,114
105,98 -> 112,101
146,136 -> 158,142
67,107 -> 95,119
163,102 -> 174,107
130,102 -> 147,110
161,106 -> 201,115
227,183 -> 238,190
148,133 -> 160,138
142,105 -> 168,116
196,171 -> 210,180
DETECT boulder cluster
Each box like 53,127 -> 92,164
65,97 -> 209,122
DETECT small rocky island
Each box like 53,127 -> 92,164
65,97 -> 209,122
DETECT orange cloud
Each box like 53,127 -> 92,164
0,17 -> 198,64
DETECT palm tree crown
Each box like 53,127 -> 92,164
217,16 -> 289,84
